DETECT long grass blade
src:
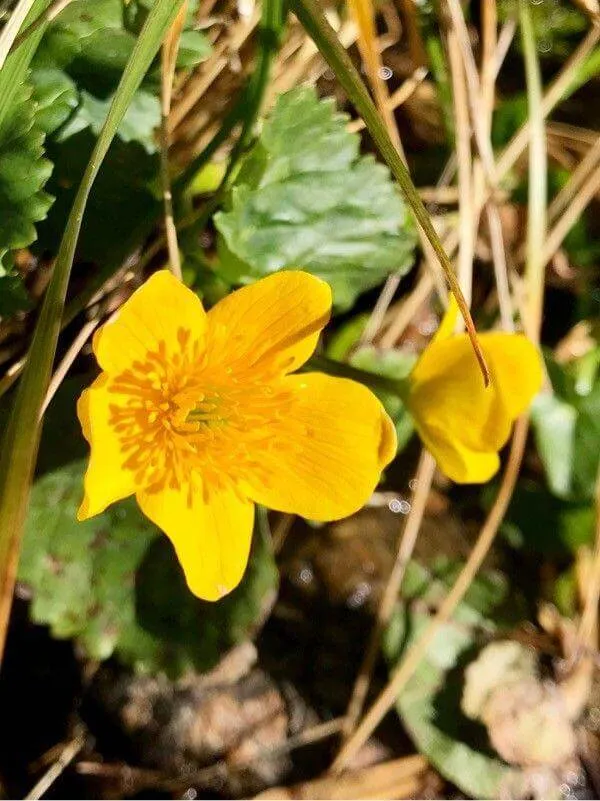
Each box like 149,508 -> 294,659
291,0 -> 490,386
0,0 -> 50,130
0,0 -> 186,663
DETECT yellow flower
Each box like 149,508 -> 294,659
78,270 -> 396,600
406,302 -> 543,483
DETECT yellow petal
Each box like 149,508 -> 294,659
409,332 -> 542,454
243,373 -> 397,520
137,481 -> 254,601
416,421 -> 500,483
480,332 -> 544,419
432,294 -> 460,344
77,375 -> 136,519
378,407 -> 399,470
206,271 -> 332,376
93,271 -> 207,373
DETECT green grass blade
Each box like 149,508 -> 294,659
0,0 -> 51,131
291,0 -> 489,386
0,0 -> 185,662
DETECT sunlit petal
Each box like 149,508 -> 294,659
93,271 -> 207,373
78,270 -> 403,600
416,421 -> 500,483
408,329 -> 542,483
243,373 -> 396,520
137,482 -> 254,601
77,375 -> 136,519
378,407 -> 399,470
206,271 -> 332,376
409,332 -> 542,453
480,332 -> 544,420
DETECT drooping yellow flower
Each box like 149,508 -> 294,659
78,270 -> 396,600
406,301 -> 543,483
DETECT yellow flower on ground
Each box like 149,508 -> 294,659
405,302 -> 543,484
77,270 -> 396,601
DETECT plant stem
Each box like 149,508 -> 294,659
519,0 -> 546,339
160,2 -> 188,279
291,0 -> 490,386
308,354 -> 409,399
341,450 -> 436,739
176,0 -> 284,193
172,100 -> 241,192
220,0 -> 284,187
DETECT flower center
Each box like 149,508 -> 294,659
107,329 -> 294,494
185,392 -> 227,425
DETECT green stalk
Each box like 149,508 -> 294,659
175,0 -> 284,193
169,0 -> 284,253
173,100 -> 241,192
220,0 -> 284,185
291,0 -> 489,386
0,0 -> 186,663
0,0 -> 50,131
308,354 -> 409,399
519,0 -> 546,340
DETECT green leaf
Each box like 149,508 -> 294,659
530,393 -> 577,498
499,479 -> 594,555
125,0 -> 212,71
383,560 -> 522,799
19,463 -> 156,658
325,314 -> 370,360
177,29 -> 213,69
57,89 -> 160,153
348,345 -> 415,453
569,45 -> 600,97
37,131 -> 160,270
215,87 -> 417,310
573,383 -> 600,497
68,28 -> 137,91
31,68 -> 78,134
531,355 -> 600,502
0,81 -> 53,264
35,0 -> 211,92
425,34 -> 454,143
128,515 -> 278,676
0,263 -> 31,316
0,0 -> 54,313
570,347 -> 600,396
0,0 -> 52,133
34,0 -> 129,75
492,94 -> 528,150
19,461 -> 278,677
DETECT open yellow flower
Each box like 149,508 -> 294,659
78,270 -> 396,600
406,302 -> 543,483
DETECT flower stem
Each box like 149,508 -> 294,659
291,0 -> 490,387
219,0 -> 284,187
159,2 -> 188,279
308,354 -> 409,399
